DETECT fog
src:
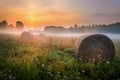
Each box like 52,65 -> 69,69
0,30 -> 120,40
0,30 -> 23,36
45,33 -> 120,40
103,33 -> 120,40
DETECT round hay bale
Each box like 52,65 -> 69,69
74,34 -> 115,62
39,33 -> 46,38
21,31 -> 33,39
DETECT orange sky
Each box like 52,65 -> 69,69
0,0 -> 120,28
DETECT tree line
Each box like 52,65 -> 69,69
44,22 -> 120,34
0,20 -> 24,30
1,20 -> 120,33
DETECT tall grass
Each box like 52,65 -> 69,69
0,34 -> 120,80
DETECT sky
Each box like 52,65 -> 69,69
0,0 -> 120,28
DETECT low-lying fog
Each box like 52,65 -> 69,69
0,30 -> 120,40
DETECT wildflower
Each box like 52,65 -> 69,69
57,72 -> 60,74
92,58 -> 95,61
41,64 -> 45,67
4,73 -> 7,76
8,69 -> 11,73
79,56 -> 83,61
106,61 -> 110,64
77,77 -> 80,79
50,73 -> 53,76
63,75 -> 68,79
82,70 -> 85,73
9,75 -> 12,79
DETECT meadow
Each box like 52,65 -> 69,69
0,33 -> 120,80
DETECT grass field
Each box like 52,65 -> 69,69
0,33 -> 120,80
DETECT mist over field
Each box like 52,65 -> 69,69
0,0 -> 120,79
0,27 -> 120,80
0,29 -> 120,40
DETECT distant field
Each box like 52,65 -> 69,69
0,34 -> 120,80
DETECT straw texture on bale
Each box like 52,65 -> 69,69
74,34 -> 115,62
21,31 -> 33,39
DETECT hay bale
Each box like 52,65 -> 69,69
21,31 -> 33,39
39,33 -> 46,38
74,34 -> 115,62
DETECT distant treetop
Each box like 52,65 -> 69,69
15,21 -> 24,29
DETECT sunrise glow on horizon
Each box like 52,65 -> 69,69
0,0 -> 120,28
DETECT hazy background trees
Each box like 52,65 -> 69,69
0,20 -> 24,30
0,20 -> 120,34
15,21 -> 24,30
44,22 -> 120,34
0,20 -> 8,29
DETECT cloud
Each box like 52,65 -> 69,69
87,12 -> 120,24
92,12 -> 120,19
0,0 -> 25,8
0,0 -> 120,26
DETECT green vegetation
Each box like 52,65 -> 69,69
0,34 -> 120,80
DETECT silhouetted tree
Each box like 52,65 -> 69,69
15,21 -> 24,29
8,24 -> 14,29
44,26 -> 66,33
0,20 -> 8,29
74,24 -> 77,28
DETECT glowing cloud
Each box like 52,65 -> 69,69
0,0 -> 120,28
